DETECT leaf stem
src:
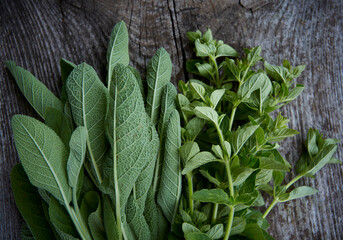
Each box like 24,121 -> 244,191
228,106 -> 237,132
262,197 -> 279,219
187,172 -> 194,217
223,206 -> 235,240
72,189 -> 92,240
211,203 -> 218,224
225,162 -> 234,197
285,174 -> 304,190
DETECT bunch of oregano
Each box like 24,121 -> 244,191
8,21 -> 181,240
168,29 -> 340,239
7,21 -> 340,240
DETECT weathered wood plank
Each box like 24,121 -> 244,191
0,0 -> 342,239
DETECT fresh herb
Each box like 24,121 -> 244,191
7,22 -> 340,240
8,21 -> 180,240
170,28 -> 340,240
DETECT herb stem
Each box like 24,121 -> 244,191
228,106 -> 237,132
187,172 -> 194,217
225,162 -> 234,197
211,203 -> 218,224
285,174 -> 304,190
262,197 -> 279,219
223,206 -> 235,240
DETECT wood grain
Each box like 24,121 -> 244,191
1,0 -> 342,239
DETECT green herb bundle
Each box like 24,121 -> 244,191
168,29 -> 340,239
8,21 -> 181,240
8,21 -> 340,240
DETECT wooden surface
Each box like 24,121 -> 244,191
1,0 -> 342,239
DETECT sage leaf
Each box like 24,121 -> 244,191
67,63 -> 108,184
103,196 -> 119,240
107,64 -> 159,238
128,66 -> 145,99
60,58 -> 76,104
279,186 -> 318,202
182,151 -> 220,175
11,163 -> 55,240
49,198 -> 78,240
20,222 -> 36,240
192,189 -> 231,205
107,20 -> 129,87
146,48 -> 172,125
157,110 -> 182,223
67,126 -> 88,188
185,117 -> 206,141
11,115 -> 71,205
45,108 -> 73,148
6,61 -> 64,119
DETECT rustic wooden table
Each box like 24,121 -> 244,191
1,0 -> 342,239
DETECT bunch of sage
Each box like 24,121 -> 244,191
167,29 -> 340,240
8,21 -> 340,240
8,21 -> 181,240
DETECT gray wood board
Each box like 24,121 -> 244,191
1,0 -> 342,239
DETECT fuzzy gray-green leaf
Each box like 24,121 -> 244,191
11,163 -> 56,240
146,48 -> 172,125
157,110 -> 182,223
107,64 -> 159,238
107,21 -> 129,87
6,61 -> 64,119
11,115 -> 71,205
66,63 -> 108,184
67,126 -> 88,188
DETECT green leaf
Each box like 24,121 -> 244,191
225,59 -> 240,81
66,63 -> 108,184
180,141 -> 201,164
284,84 -> 304,101
201,28 -> 213,43
103,196 -> 119,240
216,44 -> 238,58
258,156 -> 289,171
232,168 -> 255,186
11,163 -> 55,240
192,189 -> 231,205
245,46 -> 263,67
49,197 -> 78,240
146,48 -> 173,125
195,62 -> 214,80
45,108 -> 73,149
86,193 -> 106,240
237,73 -> 268,102
182,223 -> 200,234
279,186 -> 318,202
158,110 -> 182,223
106,20 -> 129,86
158,82 -> 177,136
212,145 -> 223,159
206,224 -> 224,239
182,151 -> 220,175
60,58 -> 76,104
190,82 -> 207,101
194,107 -> 219,125
6,61 -> 64,119
264,61 -> 291,84
107,64 -> 159,238
292,65 -> 306,78
272,171 -> 284,187
241,223 -> 265,240
231,125 -> 259,155
187,30 -> 202,42
195,39 -> 211,57
128,66 -> 145,99
230,217 -> 246,236
11,115 -> 71,205
185,232 -> 211,240
185,117 -> 206,141
20,222 -> 36,240
210,89 -> 226,108
67,126 -> 88,188
199,170 -> 221,186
